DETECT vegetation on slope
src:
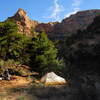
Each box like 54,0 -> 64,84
0,20 -> 65,76
58,15 -> 100,75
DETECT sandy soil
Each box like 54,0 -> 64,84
0,76 -> 34,100
0,76 -> 32,89
0,76 -> 67,100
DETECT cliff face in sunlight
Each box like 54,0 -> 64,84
8,8 -> 58,37
8,8 -> 100,39
8,8 -> 39,36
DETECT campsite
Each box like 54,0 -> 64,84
1,0 -> 100,100
0,72 -> 69,100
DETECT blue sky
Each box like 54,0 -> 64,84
0,0 -> 100,23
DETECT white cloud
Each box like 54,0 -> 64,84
65,0 -> 82,18
45,0 -> 64,21
65,8 -> 80,17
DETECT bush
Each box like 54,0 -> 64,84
0,59 -> 19,74
0,60 -> 5,74
0,59 -> 30,76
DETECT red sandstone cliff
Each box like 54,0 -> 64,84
8,8 -> 100,39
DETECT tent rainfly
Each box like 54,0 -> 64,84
40,72 -> 67,85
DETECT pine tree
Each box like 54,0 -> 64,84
29,31 -> 64,73
0,20 -> 30,64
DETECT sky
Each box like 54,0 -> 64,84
0,0 -> 100,23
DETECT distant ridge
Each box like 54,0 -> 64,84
8,8 -> 100,39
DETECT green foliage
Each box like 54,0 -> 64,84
28,31 -> 64,73
0,20 -> 64,74
19,96 -> 25,100
0,59 -> 20,74
31,27 -> 35,37
0,20 -> 30,64
0,59 -> 36,76
0,60 -> 5,74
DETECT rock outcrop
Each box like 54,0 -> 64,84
35,22 -> 58,34
57,10 -> 100,35
8,8 -> 57,37
8,8 -> 39,36
8,8 -> 100,39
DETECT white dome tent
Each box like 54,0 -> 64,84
40,72 -> 67,85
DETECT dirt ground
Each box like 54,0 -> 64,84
0,76 -> 34,100
0,76 -> 69,100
